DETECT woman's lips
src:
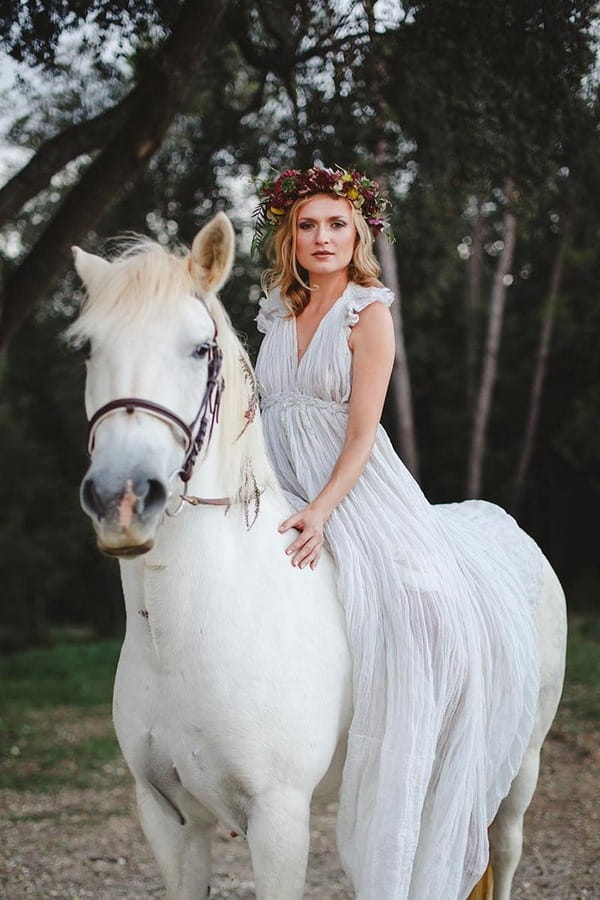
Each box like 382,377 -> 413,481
313,251 -> 334,257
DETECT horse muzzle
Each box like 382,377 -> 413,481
80,469 -> 168,557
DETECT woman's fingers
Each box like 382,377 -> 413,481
278,505 -> 326,569
278,512 -> 302,533
299,540 -> 321,570
286,528 -> 318,557
309,549 -> 321,570
291,534 -> 323,568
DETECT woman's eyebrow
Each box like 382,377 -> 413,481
298,215 -> 350,222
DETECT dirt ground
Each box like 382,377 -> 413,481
1,728 -> 598,899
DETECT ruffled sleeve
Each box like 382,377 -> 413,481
343,283 -> 395,328
256,289 -> 287,334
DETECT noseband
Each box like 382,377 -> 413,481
86,337 -> 223,484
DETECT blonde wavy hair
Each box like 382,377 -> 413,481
261,195 -> 382,316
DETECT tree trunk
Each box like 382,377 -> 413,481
0,0 -> 229,352
512,223 -> 569,512
466,179 -> 517,498
364,0 -> 418,477
376,231 -> 419,477
465,195 -> 485,412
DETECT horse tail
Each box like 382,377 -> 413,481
467,861 -> 494,900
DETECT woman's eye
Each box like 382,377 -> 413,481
332,221 -> 347,228
192,343 -> 210,359
298,222 -> 313,230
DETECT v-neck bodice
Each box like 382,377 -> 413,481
256,282 -> 393,403
294,292 -> 346,368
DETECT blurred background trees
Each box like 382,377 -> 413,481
0,0 -> 598,647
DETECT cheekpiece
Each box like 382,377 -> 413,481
252,165 -> 390,254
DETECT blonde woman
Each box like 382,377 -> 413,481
253,166 -> 541,899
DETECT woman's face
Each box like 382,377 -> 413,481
295,194 -> 357,278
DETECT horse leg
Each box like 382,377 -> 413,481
489,558 -> 566,900
136,781 -> 214,899
488,743 -> 541,900
246,788 -> 311,900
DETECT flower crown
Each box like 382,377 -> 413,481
252,166 -> 390,254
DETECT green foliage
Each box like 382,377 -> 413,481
0,312 -> 123,647
0,0 -> 598,647
0,1 -> 179,70
389,0 -> 596,194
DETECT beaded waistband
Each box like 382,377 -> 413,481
261,391 -> 348,412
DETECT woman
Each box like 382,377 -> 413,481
253,166 -> 541,899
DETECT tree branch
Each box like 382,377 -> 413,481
0,95 -> 134,229
225,3 -> 364,76
0,0 -> 230,352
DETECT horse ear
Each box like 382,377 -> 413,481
189,212 -> 235,294
72,247 -> 111,294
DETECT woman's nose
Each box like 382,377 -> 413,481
315,226 -> 330,244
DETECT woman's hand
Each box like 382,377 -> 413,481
278,504 -> 328,570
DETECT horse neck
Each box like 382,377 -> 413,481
168,416 -> 280,537
128,433 -> 285,619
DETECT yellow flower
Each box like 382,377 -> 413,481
341,173 -> 353,182
269,206 -> 285,216
347,188 -> 360,200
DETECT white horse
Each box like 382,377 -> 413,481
70,213 -> 566,900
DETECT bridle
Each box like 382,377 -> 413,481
86,336 -> 223,486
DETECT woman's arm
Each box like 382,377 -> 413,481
279,301 -> 395,568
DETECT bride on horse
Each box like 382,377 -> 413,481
252,165 -> 557,899
70,165 -> 566,900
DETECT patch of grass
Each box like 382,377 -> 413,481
0,640 -> 123,791
0,706 -> 124,791
566,617 -> 600,683
557,616 -> 600,729
0,640 -> 121,711
0,622 -> 598,793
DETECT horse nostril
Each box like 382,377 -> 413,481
81,478 -> 105,519
140,478 -> 168,518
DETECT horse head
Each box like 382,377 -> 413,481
70,213 -> 236,557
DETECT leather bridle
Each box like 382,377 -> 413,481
86,337 -> 223,485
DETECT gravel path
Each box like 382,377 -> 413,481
1,729 -> 598,899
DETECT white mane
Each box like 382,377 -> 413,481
68,240 -> 278,506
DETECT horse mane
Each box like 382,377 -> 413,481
67,239 -> 279,507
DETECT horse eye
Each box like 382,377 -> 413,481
80,339 -> 92,361
192,343 -> 210,359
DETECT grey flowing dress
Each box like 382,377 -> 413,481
255,282 -> 541,900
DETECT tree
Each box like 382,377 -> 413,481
1,0 -> 598,648
466,181 -> 517,497
384,0 -> 597,496
363,0 -> 418,477
513,88 -> 600,510
0,0 -> 229,352
513,210 -> 570,509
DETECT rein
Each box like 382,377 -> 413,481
180,494 -> 231,510
87,337 -> 223,486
